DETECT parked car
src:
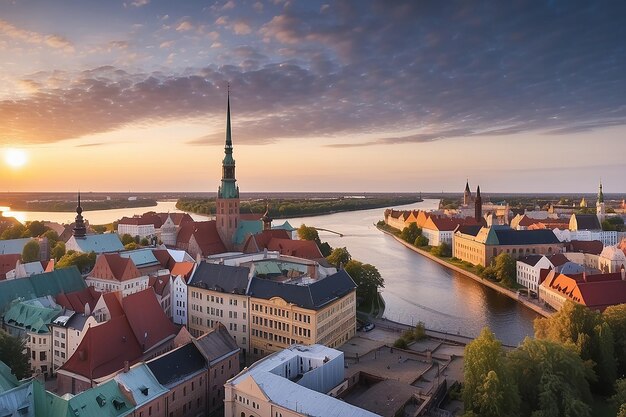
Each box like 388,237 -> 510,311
362,322 -> 375,332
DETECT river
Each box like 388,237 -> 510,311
284,200 -> 537,346
2,199 -> 536,345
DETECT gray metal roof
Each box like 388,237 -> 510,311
193,326 -> 240,365
247,269 -> 356,310
188,262 -> 250,294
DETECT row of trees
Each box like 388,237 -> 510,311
476,253 -> 517,288
297,225 -> 384,301
463,301 -> 626,417
398,223 -> 452,258
177,196 -> 421,218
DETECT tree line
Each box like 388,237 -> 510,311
177,196 -> 421,218
463,301 -> 626,417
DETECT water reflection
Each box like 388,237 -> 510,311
286,200 -> 536,346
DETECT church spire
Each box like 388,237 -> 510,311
73,192 -> 87,238
218,85 -> 239,199
598,181 -> 604,203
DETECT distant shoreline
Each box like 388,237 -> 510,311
4,199 -> 158,213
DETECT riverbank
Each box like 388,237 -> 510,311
377,226 -> 553,318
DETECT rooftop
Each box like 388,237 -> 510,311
146,343 -> 206,388
66,234 -> 124,254
189,262 -> 250,294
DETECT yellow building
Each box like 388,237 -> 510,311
453,225 -> 564,267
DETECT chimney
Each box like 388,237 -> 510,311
582,271 -> 586,282
621,265 -> 625,281
123,361 -> 130,373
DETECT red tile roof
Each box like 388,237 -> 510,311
547,253 -> 569,267
157,212 -> 194,226
102,292 -> 124,318
0,254 -> 21,280
91,253 -> 143,282
545,271 -> 626,311
176,221 -> 227,256
152,249 -> 175,270
266,238 -> 323,260
149,275 -> 170,296
59,315 -> 143,380
242,229 -> 291,253
122,288 -> 177,352
118,214 -> 163,227
566,240 -> 604,255
56,287 -> 100,314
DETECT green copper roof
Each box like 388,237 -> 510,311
0,361 -> 19,393
3,299 -> 62,334
233,220 -> 263,245
272,221 -> 296,232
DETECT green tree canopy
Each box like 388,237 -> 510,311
414,235 -> 429,247
0,224 -> 26,240
42,229 -> 59,245
25,221 -> 48,237
56,251 -> 97,274
344,259 -> 384,298
463,328 -> 520,417
400,223 -> 421,244
124,242 -> 139,250
603,304 -> 626,376
493,253 -> 516,287
140,237 -> 150,246
0,331 -> 30,380
297,224 -> 320,242
508,338 -> 592,417
51,241 -> 66,261
326,247 -> 352,268
21,240 -> 40,263
431,242 -> 452,257
120,233 -> 134,245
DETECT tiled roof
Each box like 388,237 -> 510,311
456,225 -> 482,236
248,269 -> 356,310
242,229 -> 291,253
113,363 -> 168,409
0,254 -> 21,280
544,271 -> 626,311
0,238 -> 33,256
477,228 -> 561,245
0,267 -> 85,315
547,253 -> 569,267
65,378 -> 133,417
119,248 -> 160,268
66,234 -> 124,254
146,343 -> 206,388
266,238 -> 323,260
176,221 -> 227,256
517,255 -> 544,267
157,212 -> 194,226
148,275 -> 170,297
55,287 -> 100,314
102,292 -> 124,318
193,325 -> 239,364
571,214 -> 602,231
122,289 -> 177,352
59,315 -> 143,380
118,214 -> 162,227
91,253 -> 142,282
170,262 -> 195,282
189,262 -> 250,294
567,240 -> 604,255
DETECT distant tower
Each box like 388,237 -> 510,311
73,192 -> 87,239
580,197 -> 587,208
463,179 -> 472,206
261,204 -> 272,231
597,181 -> 605,223
216,87 -> 240,249
475,185 -> 483,223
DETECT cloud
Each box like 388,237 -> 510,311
221,0 -> 235,10
159,40 -> 174,49
176,20 -> 193,32
130,0 -> 150,7
0,19 -> 74,52
232,21 -> 251,35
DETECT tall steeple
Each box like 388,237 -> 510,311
597,180 -> 605,223
216,85 -> 241,250
73,192 -> 87,238
463,179 -> 472,206
475,185 -> 483,223
218,85 -> 239,199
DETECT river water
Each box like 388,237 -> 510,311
2,199 -> 536,345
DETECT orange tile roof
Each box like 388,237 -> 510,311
545,271 -> 626,311
170,261 -> 195,282
176,221 -> 227,256
122,288 -> 177,352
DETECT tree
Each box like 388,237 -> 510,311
51,241 -> 66,261
345,260 -> 384,298
140,237 -> 150,246
56,251 -> 96,273
120,233 -> 134,245
431,242 -> 452,257
400,223 -> 421,244
297,224 -> 320,242
612,379 -> 626,411
124,242 -> 139,250
414,235 -> 429,247
133,235 -> 140,244
0,331 -> 30,379
327,247 -> 352,268
21,240 -> 40,262
91,224 -> 107,234
463,328 -> 519,417
1,224 -> 26,240
603,304 -> 626,376
493,253 -> 516,287
25,221 -> 47,237
534,300 -> 615,393
508,338 -> 592,417
42,230 -> 59,248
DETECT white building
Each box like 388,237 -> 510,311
117,215 -> 161,240
50,312 -> 99,375
224,344 -> 380,417
516,255 -> 555,293
85,253 -> 149,297
599,246 -> 626,273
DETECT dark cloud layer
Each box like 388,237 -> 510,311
1,0 -> 625,146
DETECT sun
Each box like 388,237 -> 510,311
4,148 -> 28,168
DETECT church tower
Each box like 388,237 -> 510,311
73,192 -> 87,238
216,88 -> 240,249
597,181 -> 605,223
475,185 -> 483,223
463,179 -> 472,206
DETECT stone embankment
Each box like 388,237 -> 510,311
378,226 -> 553,318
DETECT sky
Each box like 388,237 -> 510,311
0,0 -> 625,193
